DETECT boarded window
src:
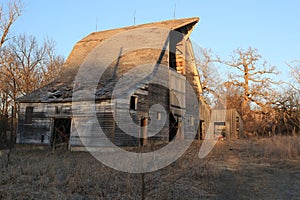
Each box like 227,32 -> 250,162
25,107 -> 33,124
130,96 -> 138,110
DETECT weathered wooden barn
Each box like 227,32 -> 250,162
16,17 -> 208,149
210,109 -> 244,140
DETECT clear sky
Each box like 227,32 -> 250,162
4,0 -> 300,81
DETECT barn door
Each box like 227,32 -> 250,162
169,114 -> 178,141
51,118 -> 71,148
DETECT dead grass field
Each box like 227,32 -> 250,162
1,136 -> 300,199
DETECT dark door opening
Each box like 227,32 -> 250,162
51,118 -> 71,148
195,120 -> 203,140
169,113 -> 178,141
214,122 -> 226,138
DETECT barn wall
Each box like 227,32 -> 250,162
235,110 -> 244,139
70,100 -> 115,149
17,82 -> 172,149
113,86 -> 149,147
70,83 -> 170,148
199,98 -> 211,139
184,79 -> 200,140
148,83 -> 170,143
113,83 -> 170,146
227,109 -> 244,139
17,102 -> 73,145
210,109 -> 243,140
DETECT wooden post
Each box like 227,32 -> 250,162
141,118 -> 148,146
10,106 -> 14,148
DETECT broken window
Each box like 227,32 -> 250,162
130,96 -> 138,110
25,106 -> 33,124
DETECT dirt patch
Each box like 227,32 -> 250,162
1,138 -> 300,199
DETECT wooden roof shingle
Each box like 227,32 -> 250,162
18,17 -> 199,103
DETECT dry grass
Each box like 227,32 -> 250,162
0,150 -> 143,199
1,137 -> 300,199
248,135 -> 300,159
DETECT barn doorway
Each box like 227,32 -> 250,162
51,118 -> 71,148
214,122 -> 226,138
169,113 -> 179,141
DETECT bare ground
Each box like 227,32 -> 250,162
1,137 -> 300,199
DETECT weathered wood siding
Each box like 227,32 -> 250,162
184,77 -> 199,140
113,86 -> 149,147
17,82 -> 171,148
69,100 -> 115,148
148,83 -> 170,143
198,98 -> 211,139
17,102 -> 73,145
210,109 -> 244,140
17,19 -> 209,148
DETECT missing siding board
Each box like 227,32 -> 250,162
25,106 -> 33,124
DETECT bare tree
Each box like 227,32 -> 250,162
274,88 -> 299,135
224,83 -> 243,111
196,48 -> 226,107
273,61 -> 300,135
41,38 -> 65,85
223,48 -> 279,117
0,0 -> 23,47
0,0 -> 23,147
219,47 -> 281,136
287,60 -> 300,90
0,34 -> 64,145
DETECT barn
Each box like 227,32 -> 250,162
210,109 -> 244,140
16,17 -> 209,149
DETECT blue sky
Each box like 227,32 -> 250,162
5,0 -> 300,81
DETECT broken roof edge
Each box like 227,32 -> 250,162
17,96 -> 114,104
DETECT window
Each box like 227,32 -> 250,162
25,106 -> 33,124
157,112 -> 161,120
130,96 -> 138,110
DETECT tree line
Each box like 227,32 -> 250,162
0,0 -> 64,147
197,47 -> 299,137
0,0 -> 299,148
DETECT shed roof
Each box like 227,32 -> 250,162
18,17 -> 199,103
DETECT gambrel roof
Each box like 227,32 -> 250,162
18,17 -> 200,103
